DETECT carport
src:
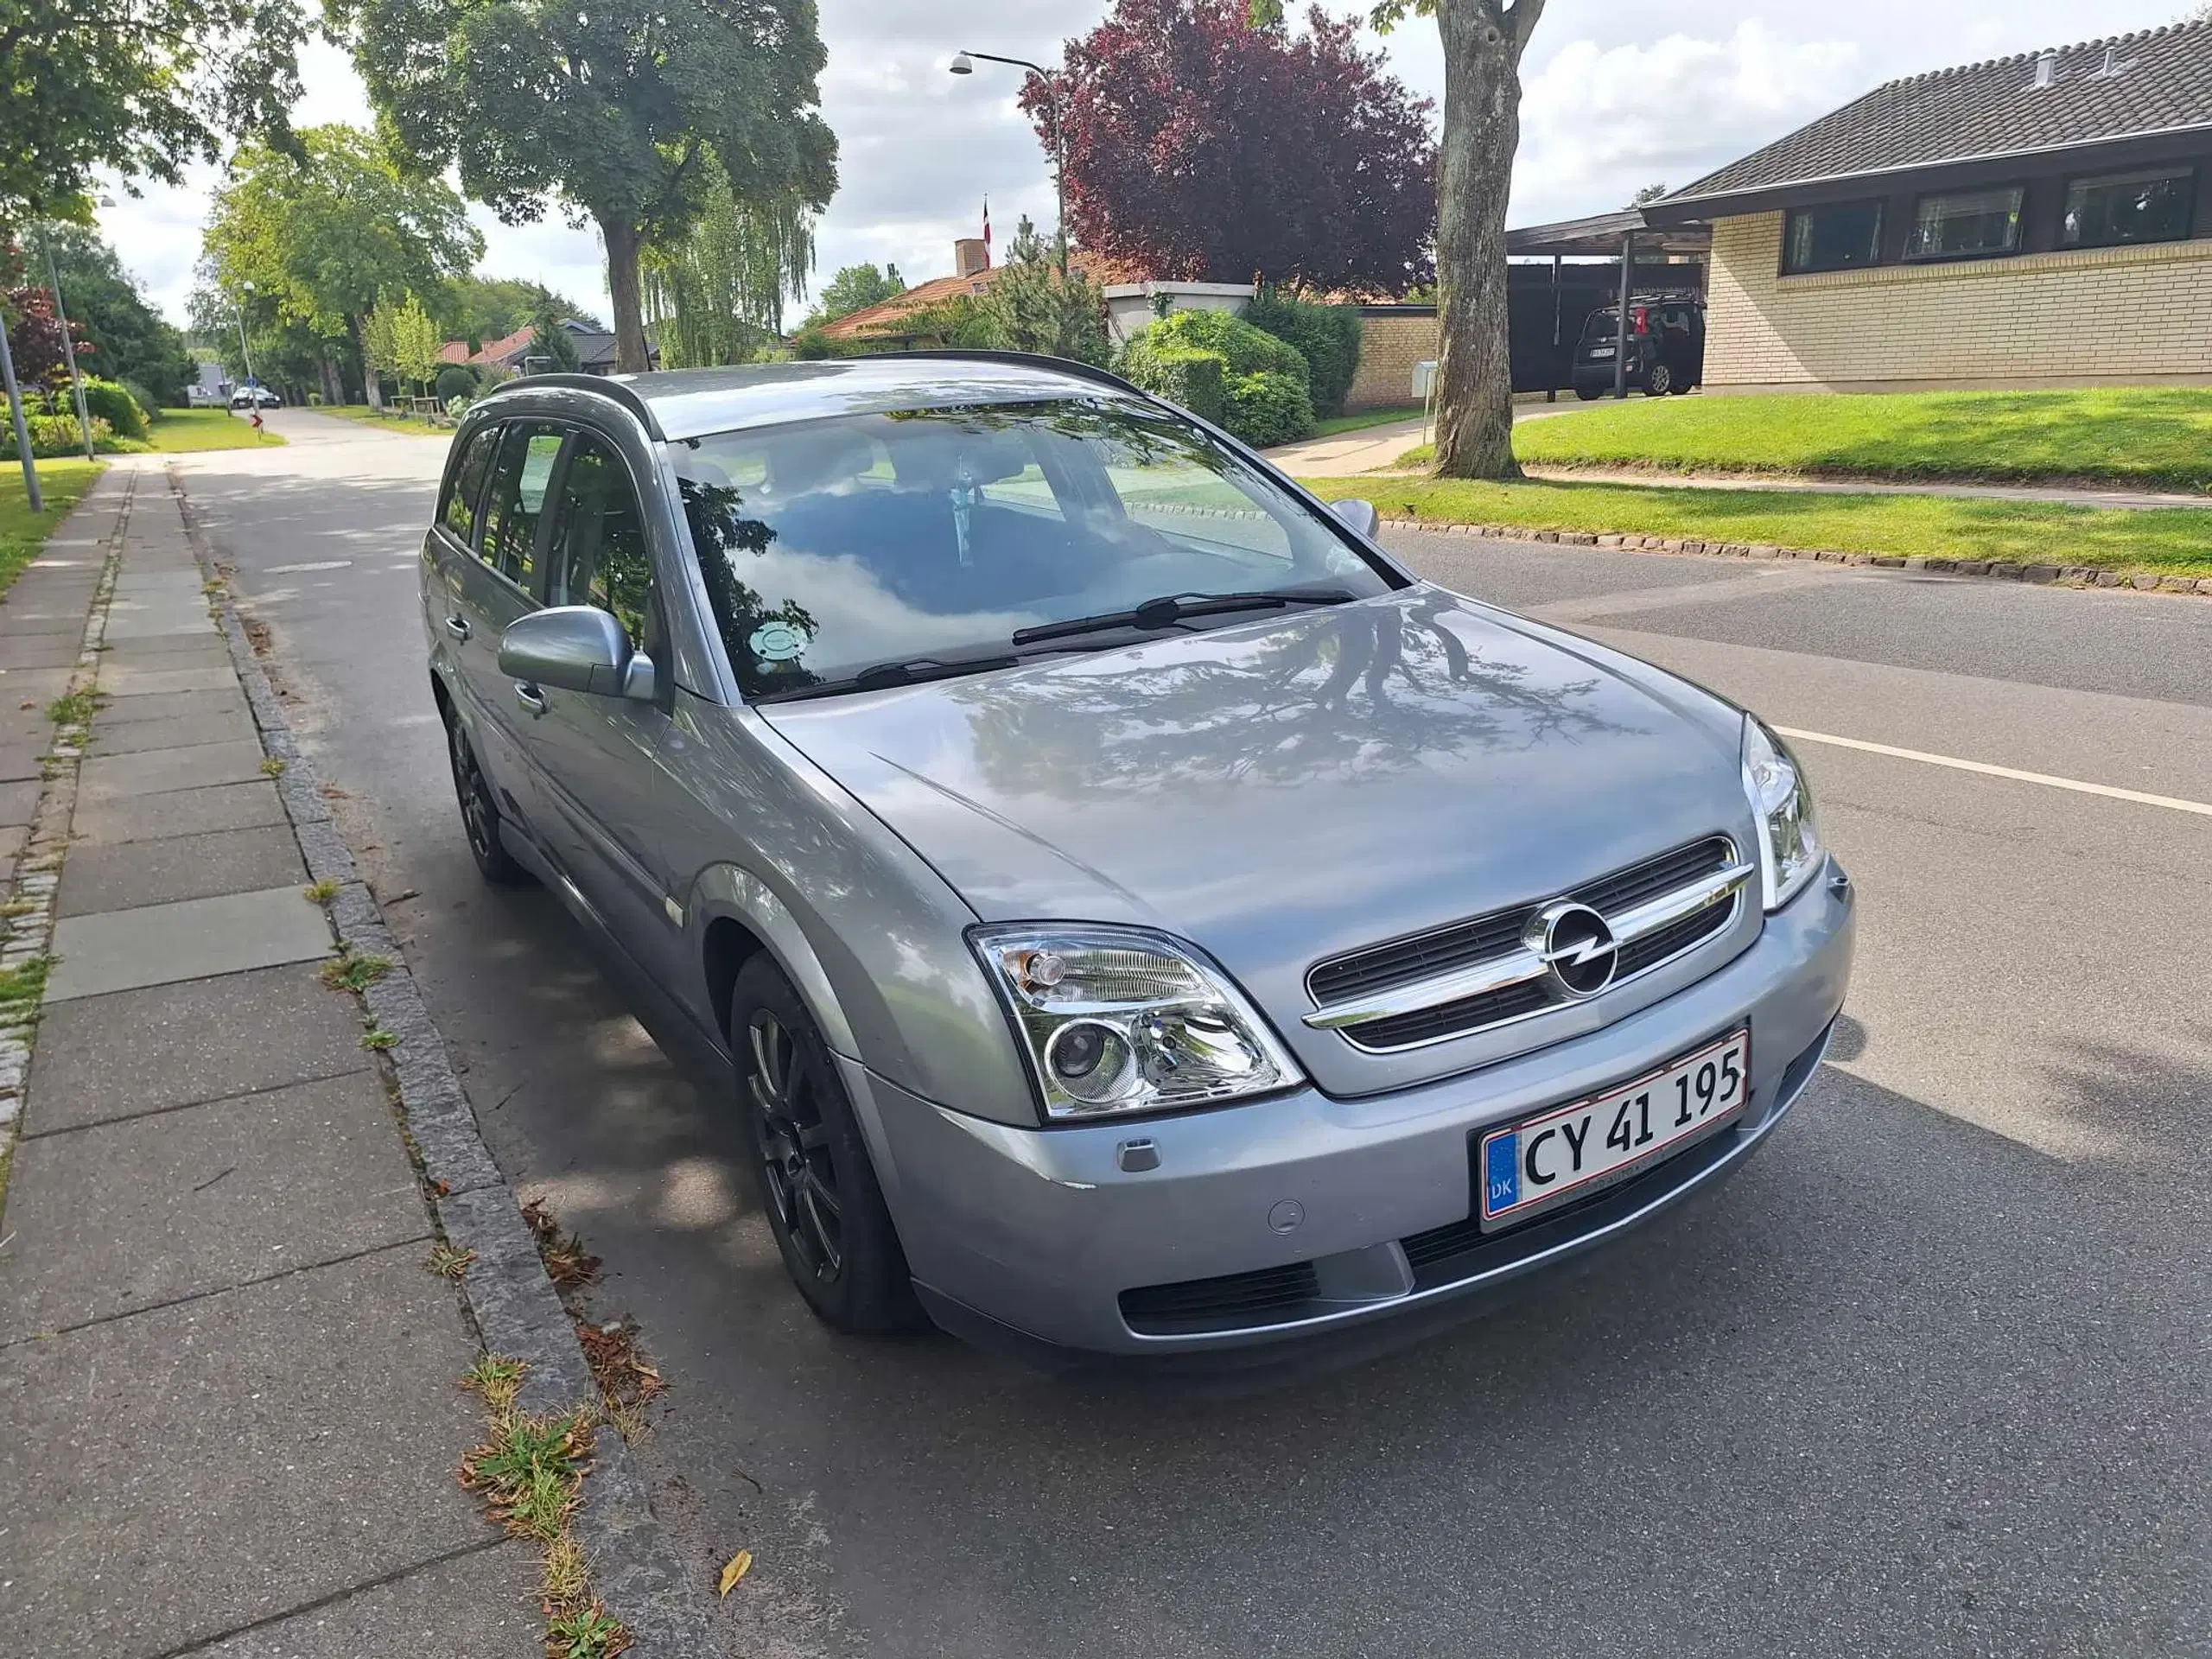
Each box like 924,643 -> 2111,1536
1506,208 -> 1712,398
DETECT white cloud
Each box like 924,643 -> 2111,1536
97,0 -> 2197,326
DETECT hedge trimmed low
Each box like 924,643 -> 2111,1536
1115,308 -> 1315,447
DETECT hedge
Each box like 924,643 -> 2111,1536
1243,290 -> 1362,419
1,413 -> 115,459
76,377 -> 149,442
435,364 -> 479,404
1224,369 -> 1315,449
1115,308 -> 1316,447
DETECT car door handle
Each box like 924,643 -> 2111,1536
444,613 -> 472,640
514,682 -> 547,717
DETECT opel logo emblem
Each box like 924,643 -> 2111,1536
1529,901 -> 1620,997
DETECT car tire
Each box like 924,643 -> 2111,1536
1574,386 -> 1604,401
1645,362 -> 1675,397
444,712 -> 530,886
1668,378 -> 1694,396
732,955 -> 922,1335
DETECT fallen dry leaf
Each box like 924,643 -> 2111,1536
717,1550 -> 753,1597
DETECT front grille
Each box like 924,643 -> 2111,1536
1306,836 -> 1738,1051
1119,1261 -> 1320,1335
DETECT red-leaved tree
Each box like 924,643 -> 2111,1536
5,288 -> 92,385
1030,0 -> 1437,295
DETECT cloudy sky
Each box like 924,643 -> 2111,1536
103,0 -> 2193,327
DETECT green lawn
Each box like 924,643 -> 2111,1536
141,408 -> 289,452
1508,390 -> 2212,493
1297,473 -> 2212,582
0,458 -> 105,598
318,404 -> 453,439
1301,404 -> 1426,442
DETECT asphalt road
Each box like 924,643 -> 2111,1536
172,410 -> 2210,1658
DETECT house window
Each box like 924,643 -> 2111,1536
1782,200 -> 1885,274
2063,167 -> 2196,248
1905,186 -> 2024,260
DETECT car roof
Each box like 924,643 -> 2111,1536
474,353 -> 1149,444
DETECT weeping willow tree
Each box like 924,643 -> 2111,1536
642,156 -> 817,367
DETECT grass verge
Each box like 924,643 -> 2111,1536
318,404 -> 454,439
141,408 -> 289,452
1297,474 -> 2212,582
1299,404 -> 1425,442
0,458 -> 105,601
1507,389 -> 2212,493
459,1355 -> 632,1658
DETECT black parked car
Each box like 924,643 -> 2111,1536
1571,296 -> 1704,399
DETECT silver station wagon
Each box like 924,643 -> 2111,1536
422,355 -> 1855,1365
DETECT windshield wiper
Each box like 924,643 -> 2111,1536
754,650 -> 1021,703
1010,585 -> 1357,647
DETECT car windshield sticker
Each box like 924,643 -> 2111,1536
750,620 -> 810,664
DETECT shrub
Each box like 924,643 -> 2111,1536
1225,370 -> 1315,449
119,379 -> 163,425
1243,290 -> 1363,418
0,413 -> 115,459
1115,309 -> 1316,447
435,364 -> 479,404
65,378 -> 149,442
445,393 -> 473,418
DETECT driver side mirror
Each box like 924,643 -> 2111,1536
1331,499 -> 1381,539
499,607 -> 657,702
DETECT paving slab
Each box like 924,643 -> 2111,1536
0,1248 -> 503,1659
0,613 -> 91,637
94,685 -> 256,728
98,662 -> 241,697
0,1071 -> 429,1340
46,884 -> 334,1001
57,823 -> 307,916
26,963 -> 369,1131
0,777 -> 42,826
99,636 -> 232,667
86,704 -> 258,755
0,666 -> 72,700
102,608 -> 218,641
197,1543 -> 543,1659
71,778 -> 289,843
79,738 -> 271,799
0,639 -> 83,669
0,741 -> 47,781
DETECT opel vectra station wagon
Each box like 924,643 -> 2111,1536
422,354 -> 1854,1365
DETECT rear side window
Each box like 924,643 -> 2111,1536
441,426 -> 499,544
480,423 -> 566,589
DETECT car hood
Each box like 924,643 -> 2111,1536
760,587 -> 1757,1092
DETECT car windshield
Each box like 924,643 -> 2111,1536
670,397 -> 1395,699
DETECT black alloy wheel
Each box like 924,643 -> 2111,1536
446,714 -> 527,885
1646,360 -> 1675,397
732,957 -> 921,1334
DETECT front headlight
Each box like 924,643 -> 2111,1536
1741,716 -> 1823,911
971,925 -> 1305,1122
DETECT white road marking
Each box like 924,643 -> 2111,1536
1775,727 -> 2212,819
265,559 -> 353,574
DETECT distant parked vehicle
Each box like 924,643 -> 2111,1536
1572,296 -> 1705,399
231,386 -> 283,410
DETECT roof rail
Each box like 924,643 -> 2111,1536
479,372 -> 665,440
873,349 -> 1149,401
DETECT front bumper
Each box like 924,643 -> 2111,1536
848,864 -> 1854,1362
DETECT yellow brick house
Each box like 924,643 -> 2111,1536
1643,21 -> 2212,393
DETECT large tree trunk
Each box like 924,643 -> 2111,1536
1432,0 -> 1542,480
351,315 -> 384,409
319,353 -> 344,408
601,213 -> 650,374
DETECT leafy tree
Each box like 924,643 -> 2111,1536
644,154 -> 817,366
1039,0 -> 1436,293
188,277 -> 337,402
390,295 -> 443,393
527,300 -> 582,374
200,124 -> 480,406
30,226 -> 194,404
0,0 -> 305,218
1629,182 -> 1669,207
808,263 -> 906,326
328,0 -> 838,373
980,219 -> 1109,367
3,288 -> 91,385
446,276 -> 601,347
1251,0 -> 1544,480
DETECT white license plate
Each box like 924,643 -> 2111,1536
1588,346 -> 1615,357
1478,1031 -> 1749,1230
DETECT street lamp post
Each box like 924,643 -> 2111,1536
0,315 -> 41,513
38,226 -> 98,461
234,281 -> 260,416
949,49 -> 1067,243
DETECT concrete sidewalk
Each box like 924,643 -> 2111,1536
0,467 -> 540,1656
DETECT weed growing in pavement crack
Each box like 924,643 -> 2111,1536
302,878 -> 341,905
428,1243 -> 476,1279
259,756 -> 288,777
45,690 -> 104,726
522,1198 -> 601,1291
319,952 -> 391,992
0,957 -> 51,1013
459,1355 -> 632,1658
361,1027 -> 398,1051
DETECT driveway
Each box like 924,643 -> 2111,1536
168,407 -> 2211,1658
